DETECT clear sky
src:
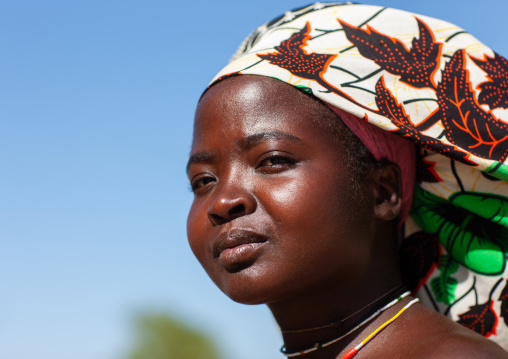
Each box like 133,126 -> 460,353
2,1 -> 507,359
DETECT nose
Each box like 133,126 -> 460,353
207,183 -> 257,226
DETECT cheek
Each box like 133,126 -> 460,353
253,173 -> 372,295
259,169 -> 350,225
261,177 -> 301,211
186,201 -> 211,263
261,169 -> 371,253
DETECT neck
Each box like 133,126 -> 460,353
269,251 -> 404,358
270,219 -> 404,358
271,282 -> 405,354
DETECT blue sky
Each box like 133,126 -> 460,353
2,1 -> 507,359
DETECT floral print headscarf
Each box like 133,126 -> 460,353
209,2 -> 508,348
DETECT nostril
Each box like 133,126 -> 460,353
210,213 -> 225,225
228,204 -> 246,216
207,193 -> 256,226
209,203 -> 248,226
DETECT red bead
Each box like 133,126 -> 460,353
342,348 -> 358,359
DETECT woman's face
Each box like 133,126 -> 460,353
187,76 -> 377,305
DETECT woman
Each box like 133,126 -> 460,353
187,3 -> 508,358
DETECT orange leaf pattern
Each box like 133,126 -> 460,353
375,77 -> 473,164
431,50 -> 508,161
499,280 -> 508,326
339,18 -> 441,89
257,22 -> 336,81
458,300 -> 498,337
471,53 -> 508,110
399,231 -> 441,292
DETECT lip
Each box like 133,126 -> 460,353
213,229 -> 268,271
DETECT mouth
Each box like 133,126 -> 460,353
213,229 -> 268,272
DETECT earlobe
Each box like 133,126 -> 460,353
373,162 -> 402,221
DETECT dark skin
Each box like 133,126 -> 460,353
187,75 -> 508,358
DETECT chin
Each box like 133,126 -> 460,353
212,267 -> 278,305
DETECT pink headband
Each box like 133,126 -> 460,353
327,105 -> 416,225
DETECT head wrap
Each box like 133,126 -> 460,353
208,2 -> 508,348
327,104 -> 416,224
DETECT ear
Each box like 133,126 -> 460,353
372,162 -> 402,222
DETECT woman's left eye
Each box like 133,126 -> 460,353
257,155 -> 296,171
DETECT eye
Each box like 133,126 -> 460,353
190,175 -> 216,192
260,156 -> 291,166
257,153 -> 296,172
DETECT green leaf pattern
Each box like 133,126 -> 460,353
431,255 -> 458,304
450,192 -> 508,229
412,187 -> 508,276
485,162 -> 508,182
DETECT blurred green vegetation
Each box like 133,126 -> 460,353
126,312 -> 220,359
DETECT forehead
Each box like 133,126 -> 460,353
193,76 -> 332,147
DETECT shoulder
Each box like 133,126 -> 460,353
409,331 -> 508,359
401,305 -> 508,359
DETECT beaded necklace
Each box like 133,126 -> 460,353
280,291 -> 417,357
281,285 -> 406,334
342,298 -> 419,359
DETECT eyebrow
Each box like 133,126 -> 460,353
186,131 -> 303,173
186,151 -> 215,173
239,131 -> 303,150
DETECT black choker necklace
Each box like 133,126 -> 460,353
280,290 -> 418,357
280,285 -> 406,334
